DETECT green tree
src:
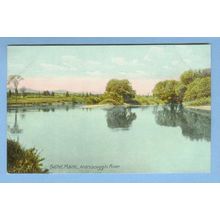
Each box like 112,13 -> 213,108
153,80 -> 179,104
199,68 -> 211,77
105,79 -> 136,103
65,91 -> 70,97
184,77 -> 211,101
175,82 -> 187,103
43,90 -> 50,96
8,89 -> 12,97
180,70 -> 200,85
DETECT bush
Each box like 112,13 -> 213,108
99,98 -> 121,105
184,97 -> 211,106
85,96 -> 101,105
7,139 -> 48,173
134,96 -> 164,105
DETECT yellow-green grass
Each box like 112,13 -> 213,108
8,96 -> 74,105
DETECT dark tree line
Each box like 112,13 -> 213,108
152,69 -> 211,105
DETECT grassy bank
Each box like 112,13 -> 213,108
7,93 -> 164,107
8,96 -> 73,105
8,93 -> 210,109
185,105 -> 211,111
183,97 -> 210,107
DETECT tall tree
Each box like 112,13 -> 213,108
105,79 -> 136,103
7,75 -> 23,103
152,80 -> 179,104
180,70 -> 200,85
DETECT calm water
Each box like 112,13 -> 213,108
7,105 -> 211,173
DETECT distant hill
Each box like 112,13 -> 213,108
7,87 -> 40,93
7,87 -> 68,94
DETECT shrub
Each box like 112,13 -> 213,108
99,98 -> 121,105
134,96 -> 164,105
7,139 -> 48,173
184,97 -> 211,106
85,96 -> 101,105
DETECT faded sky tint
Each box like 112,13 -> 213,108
8,45 -> 211,95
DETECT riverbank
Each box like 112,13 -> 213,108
185,105 -> 211,111
8,101 -> 211,111
8,95 -> 211,110
7,93 -> 163,107
7,102 -> 155,109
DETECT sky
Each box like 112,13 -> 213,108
8,44 -> 211,95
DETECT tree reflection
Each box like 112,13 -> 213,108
8,109 -> 23,142
153,105 -> 211,141
106,107 -> 137,129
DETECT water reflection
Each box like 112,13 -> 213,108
8,105 -> 211,142
106,107 -> 137,129
8,109 -> 23,142
153,105 -> 211,141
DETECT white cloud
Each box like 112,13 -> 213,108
112,57 -> 127,65
162,65 -> 170,70
171,60 -> 179,66
61,55 -> 81,67
86,60 -> 100,66
40,63 -> 77,72
131,59 -> 138,65
143,55 -> 151,62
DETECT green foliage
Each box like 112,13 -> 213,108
7,69 -> 210,107
99,98 -> 121,105
8,89 -> 12,97
175,82 -> 187,103
7,139 -> 48,173
71,96 -> 78,104
42,90 -> 51,96
106,107 -> 137,129
105,79 -> 136,103
134,96 -> 164,105
184,97 -> 211,106
184,77 -> 211,101
198,68 -> 211,77
152,80 -> 179,104
85,96 -> 101,105
154,105 -> 210,141
101,91 -> 123,105
152,69 -> 211,106
180,70 -> 200,85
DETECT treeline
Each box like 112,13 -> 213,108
8,89 -> 102,98
8,68 -> 211,106
152,68 -> 211,106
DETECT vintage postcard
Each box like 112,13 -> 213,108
0,37 -> 219,182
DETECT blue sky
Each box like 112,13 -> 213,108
8,45 -> 211,94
